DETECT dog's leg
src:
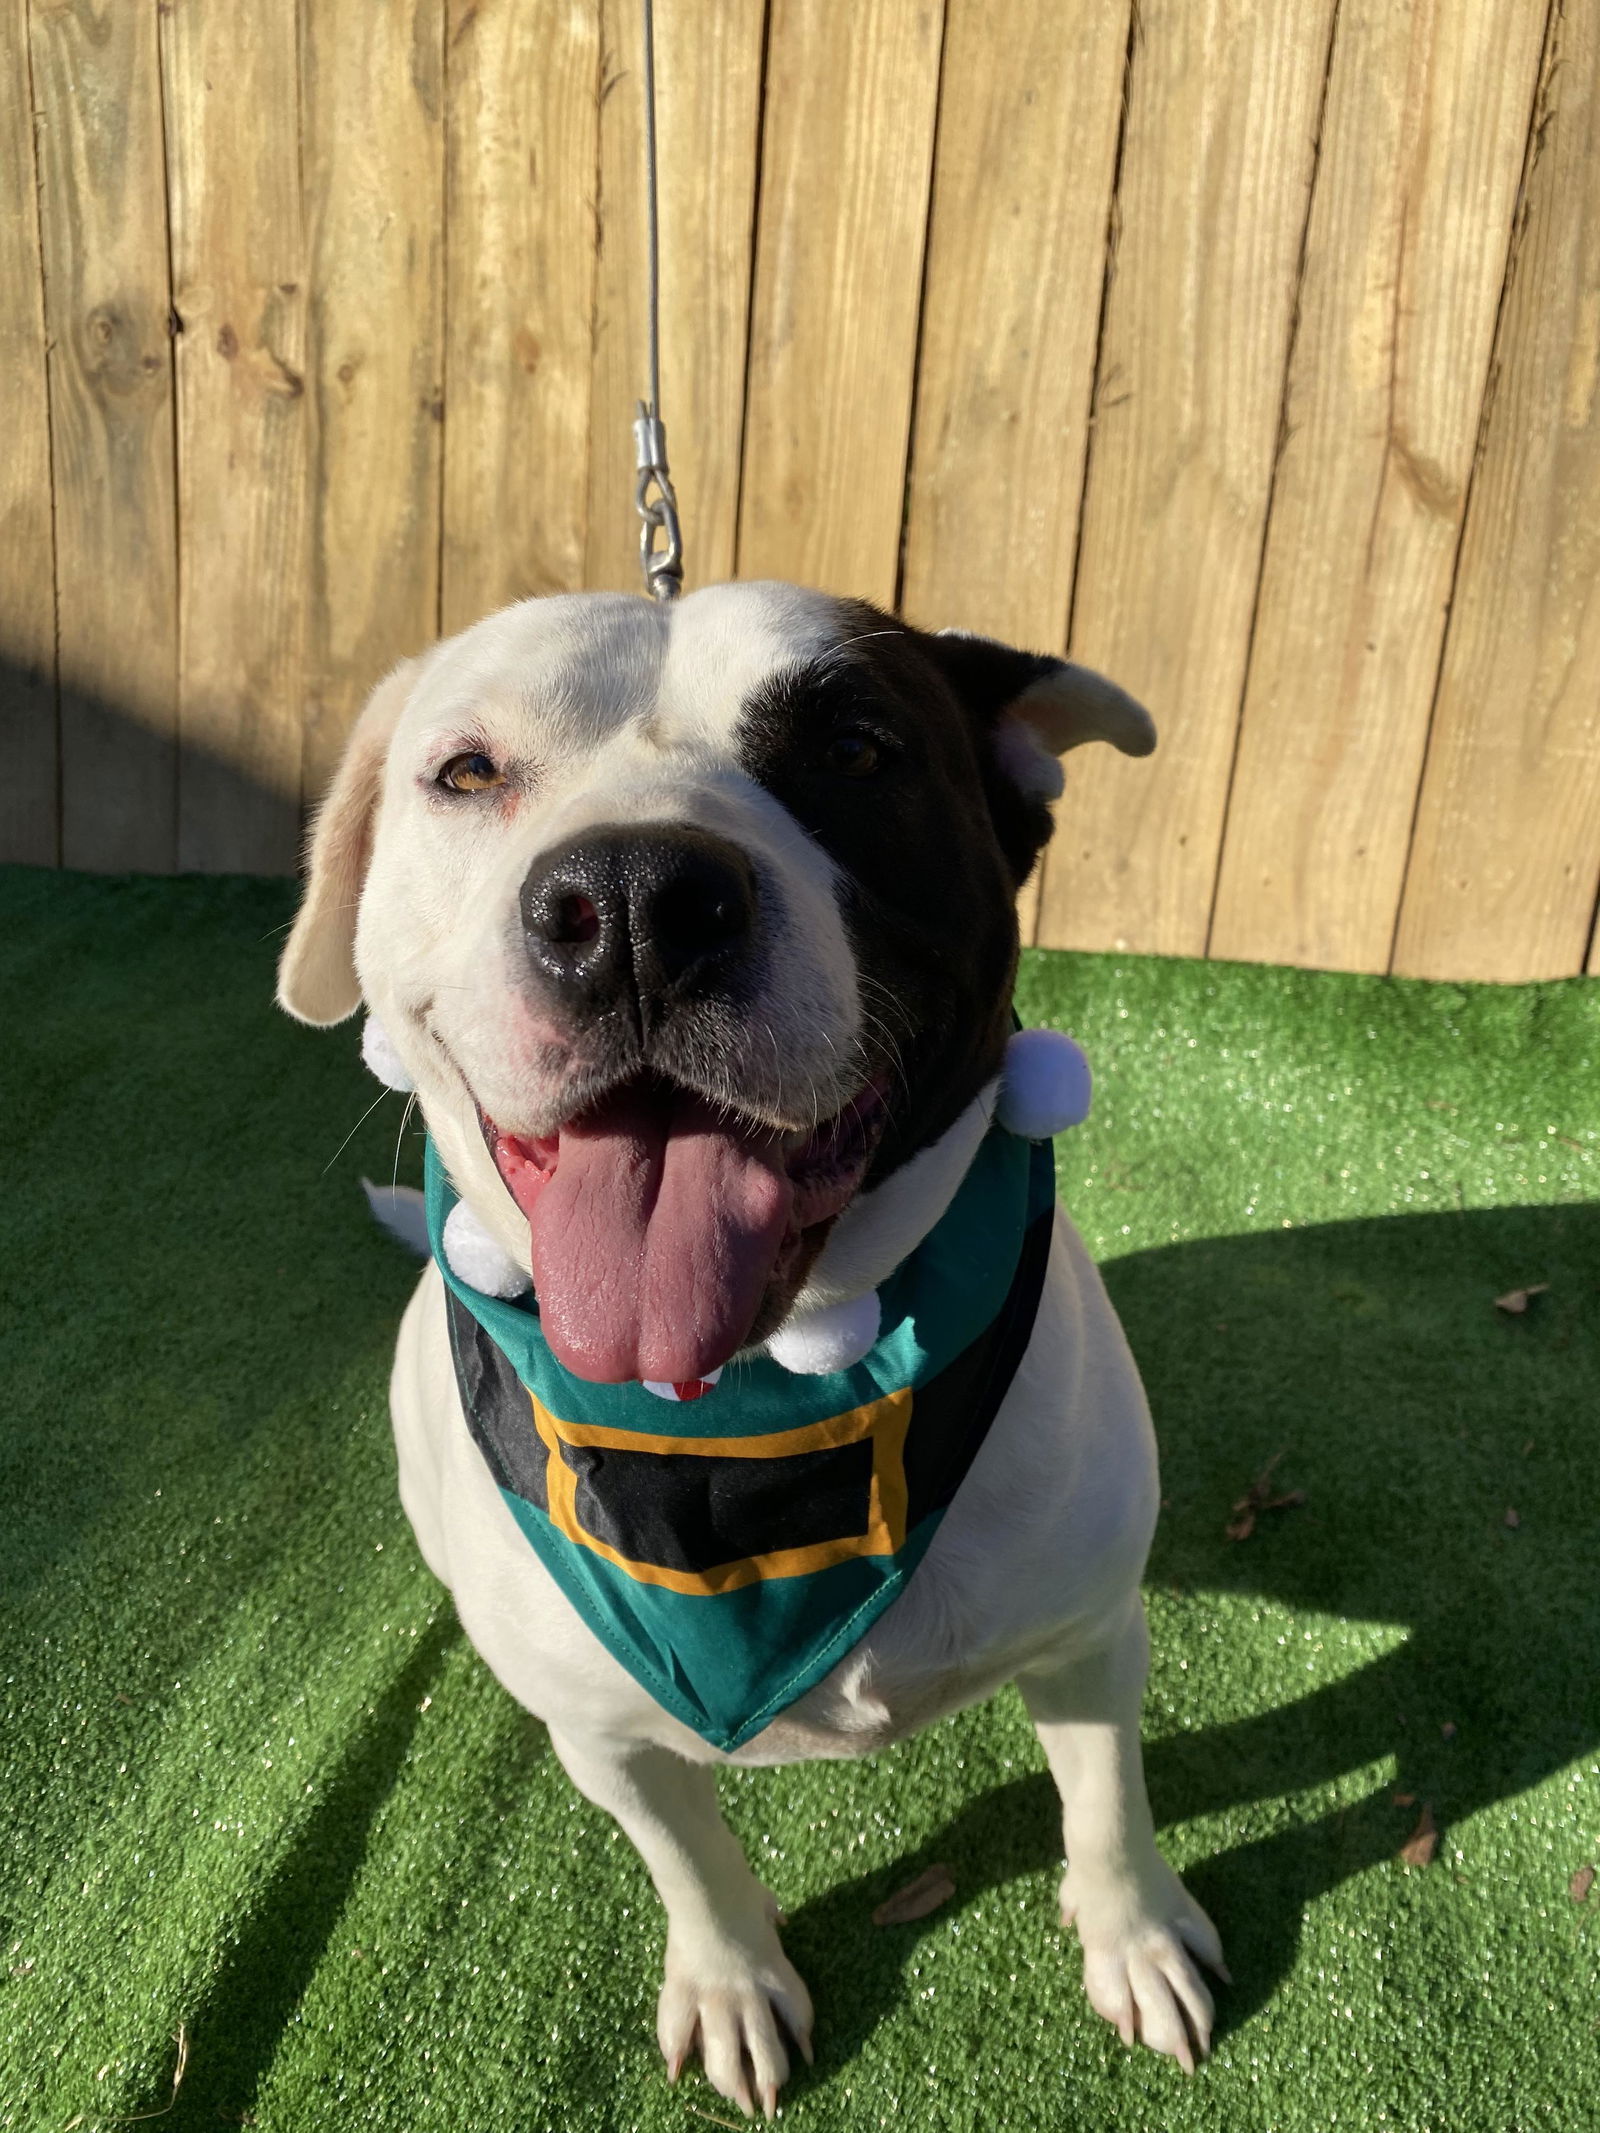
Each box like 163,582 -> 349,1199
548,1726 -> 813,2119
1017,1600 -> 1227,2072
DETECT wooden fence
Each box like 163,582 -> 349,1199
4,0 -> 1598,982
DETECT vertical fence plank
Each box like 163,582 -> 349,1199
900,0 -> 1129,942
586,0 -> 765,596
0,0 -> 58,863
900,0 -> 1128,647
441,0 -> 601,633
1209,0 -> 1547,973
301,0 -> 445,807
164,0 -> 309,874
29,0 -> 177,871
737,0 -> 944,605
1394,1 -> 1600,982
1034,0 -> 1337,958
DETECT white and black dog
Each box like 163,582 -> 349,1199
278,582 -> 1225,2117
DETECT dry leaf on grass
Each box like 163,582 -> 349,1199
872,1864 -> 956,1926
1399,1804 -> 1438,1868
1225,1453 -> 1307,1541
1494,1282 -> 1550,1314
1570,1865 -> 1596,1904
66,2023 -> 190,2129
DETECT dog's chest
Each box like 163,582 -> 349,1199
430,1126 -> 1056,1755
716,1623 -> 1021,1766
399,1208 -> 1160,1772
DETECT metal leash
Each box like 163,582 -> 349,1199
634,0 -> 684,601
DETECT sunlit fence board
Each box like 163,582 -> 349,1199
1036,0 -> 1339,959
901,0 -> 1128,651
737,0 -> 944,606
0,0 -> 57,865
441,0 -> 601,632
1210,0 -> 1547,974
900,0 -> 1130,944
1394,0 -> 1600,982
301,0 -> 447,806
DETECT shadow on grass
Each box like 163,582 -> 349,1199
0,860 -> 423,1618
140,1616 -> 462,2131
783,1197 -> 1600,2069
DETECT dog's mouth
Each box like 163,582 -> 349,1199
480,1072 -> 888,1384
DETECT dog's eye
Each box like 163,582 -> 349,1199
821,730 -> 881,779
437,751 -> 506,794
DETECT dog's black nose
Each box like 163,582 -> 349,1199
520,827 -> 759,1026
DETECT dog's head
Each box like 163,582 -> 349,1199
278,583 -> 1152,1384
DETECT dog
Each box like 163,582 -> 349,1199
277,581 -> 1226,2117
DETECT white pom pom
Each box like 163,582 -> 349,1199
997,1027 -> 1092,1138
442,1200 -> 531,1299
766,1290 -> 882,1375
361,1013 -> 414,1092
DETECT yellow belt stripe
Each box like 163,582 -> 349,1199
529,1387 -> 914,1594
531,1387 -> 904,1460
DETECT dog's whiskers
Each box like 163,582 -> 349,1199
321,1085 -> 396,1177
851,975 -> 913,1113
758,1018 -> 784,1117
821,628 -> 904,661
391,1090 -> 419,1194
809,1030 -> 849,1134
857,1023 -> 910,1115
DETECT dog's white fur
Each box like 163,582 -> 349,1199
280,584 -> 1223,2115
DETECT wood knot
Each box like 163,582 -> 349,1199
82,303 -> 162,395
262,354 -> 304,399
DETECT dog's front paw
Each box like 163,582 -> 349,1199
1062,1858 -> 1227,2074
657,1921 -> 814,2120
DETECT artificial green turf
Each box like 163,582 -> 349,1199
2,864 -> 1597,2133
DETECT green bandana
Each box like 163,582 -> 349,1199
426,1123 -> 1055,1750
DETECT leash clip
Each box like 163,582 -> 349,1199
634,400 -> 683,603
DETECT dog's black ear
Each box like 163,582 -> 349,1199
919,628 -> 1156,885
277,658 -> 416,1024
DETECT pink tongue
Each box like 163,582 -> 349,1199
497,1083 -> 795,1384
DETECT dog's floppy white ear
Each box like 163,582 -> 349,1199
935,627 -> 1155,786
277,659 -> 416,1025
921,626 -> 1155,884
1009,660 -> 1156,760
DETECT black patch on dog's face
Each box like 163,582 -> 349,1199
739,601 -> 1059,1182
